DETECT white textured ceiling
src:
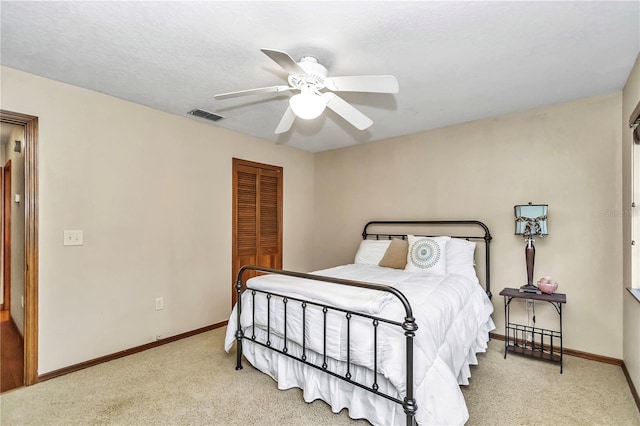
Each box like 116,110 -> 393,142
1,1 -> 639,152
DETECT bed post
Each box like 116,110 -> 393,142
403,315 -> 418,425
235,273 -> 244,371
483,229 -> 492,299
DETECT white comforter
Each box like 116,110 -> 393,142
224,264 -> 494,425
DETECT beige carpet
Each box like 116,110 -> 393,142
1,327 -> 638,425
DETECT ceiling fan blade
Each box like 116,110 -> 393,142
261,48 -> 308,76
323,93 -> 373,130
275,106 -> 296,134
324,75 -> 399,93
214,85 -> 292,100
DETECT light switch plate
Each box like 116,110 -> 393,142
63,230 -> 83,246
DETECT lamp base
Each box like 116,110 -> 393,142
519,284 -> 542,294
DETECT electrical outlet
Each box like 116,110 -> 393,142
155,297 -> 164,310
526,299 -> 534,309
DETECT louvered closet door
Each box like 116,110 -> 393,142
232,159 -> 282,306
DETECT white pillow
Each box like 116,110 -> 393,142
405,235 -> 450,275
354,239 -> 392,265
446,238 -> 477,278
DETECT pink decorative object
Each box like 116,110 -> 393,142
537,276 -> 558,294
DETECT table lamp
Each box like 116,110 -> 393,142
514,203 -> 548,294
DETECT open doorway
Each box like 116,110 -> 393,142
0,110 -> 39,390
0,128 -> 23,392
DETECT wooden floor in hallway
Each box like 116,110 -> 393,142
1,310 -> 24,392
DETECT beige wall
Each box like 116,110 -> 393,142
622,53 -> 640,395
0,63 -> 632,374
1,66 -> 315,374
314,93 -> 623,358
5,124 -> 26,336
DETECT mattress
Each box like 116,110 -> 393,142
225,263 -> 495,425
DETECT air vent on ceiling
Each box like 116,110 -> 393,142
188,108 -> 224,122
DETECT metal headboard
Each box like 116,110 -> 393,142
362,220 -> 493,299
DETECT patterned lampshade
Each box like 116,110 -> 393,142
514,203 -> 548,237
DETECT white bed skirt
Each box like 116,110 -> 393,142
230,317 -> 494,426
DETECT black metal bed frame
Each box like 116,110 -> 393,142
234,220 -> 492,426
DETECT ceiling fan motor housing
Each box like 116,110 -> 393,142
288,56 -> 328,91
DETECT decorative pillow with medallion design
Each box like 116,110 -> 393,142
405,235 -> 450,275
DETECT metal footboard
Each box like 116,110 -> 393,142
234,265 -> 419,426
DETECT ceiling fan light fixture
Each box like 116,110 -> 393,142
289,87 -> 327,120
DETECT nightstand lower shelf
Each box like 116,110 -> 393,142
505,322 -> 562,363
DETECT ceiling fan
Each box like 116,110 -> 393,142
214,48 -> 399,134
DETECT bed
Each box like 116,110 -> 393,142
224,220 -> 495,425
